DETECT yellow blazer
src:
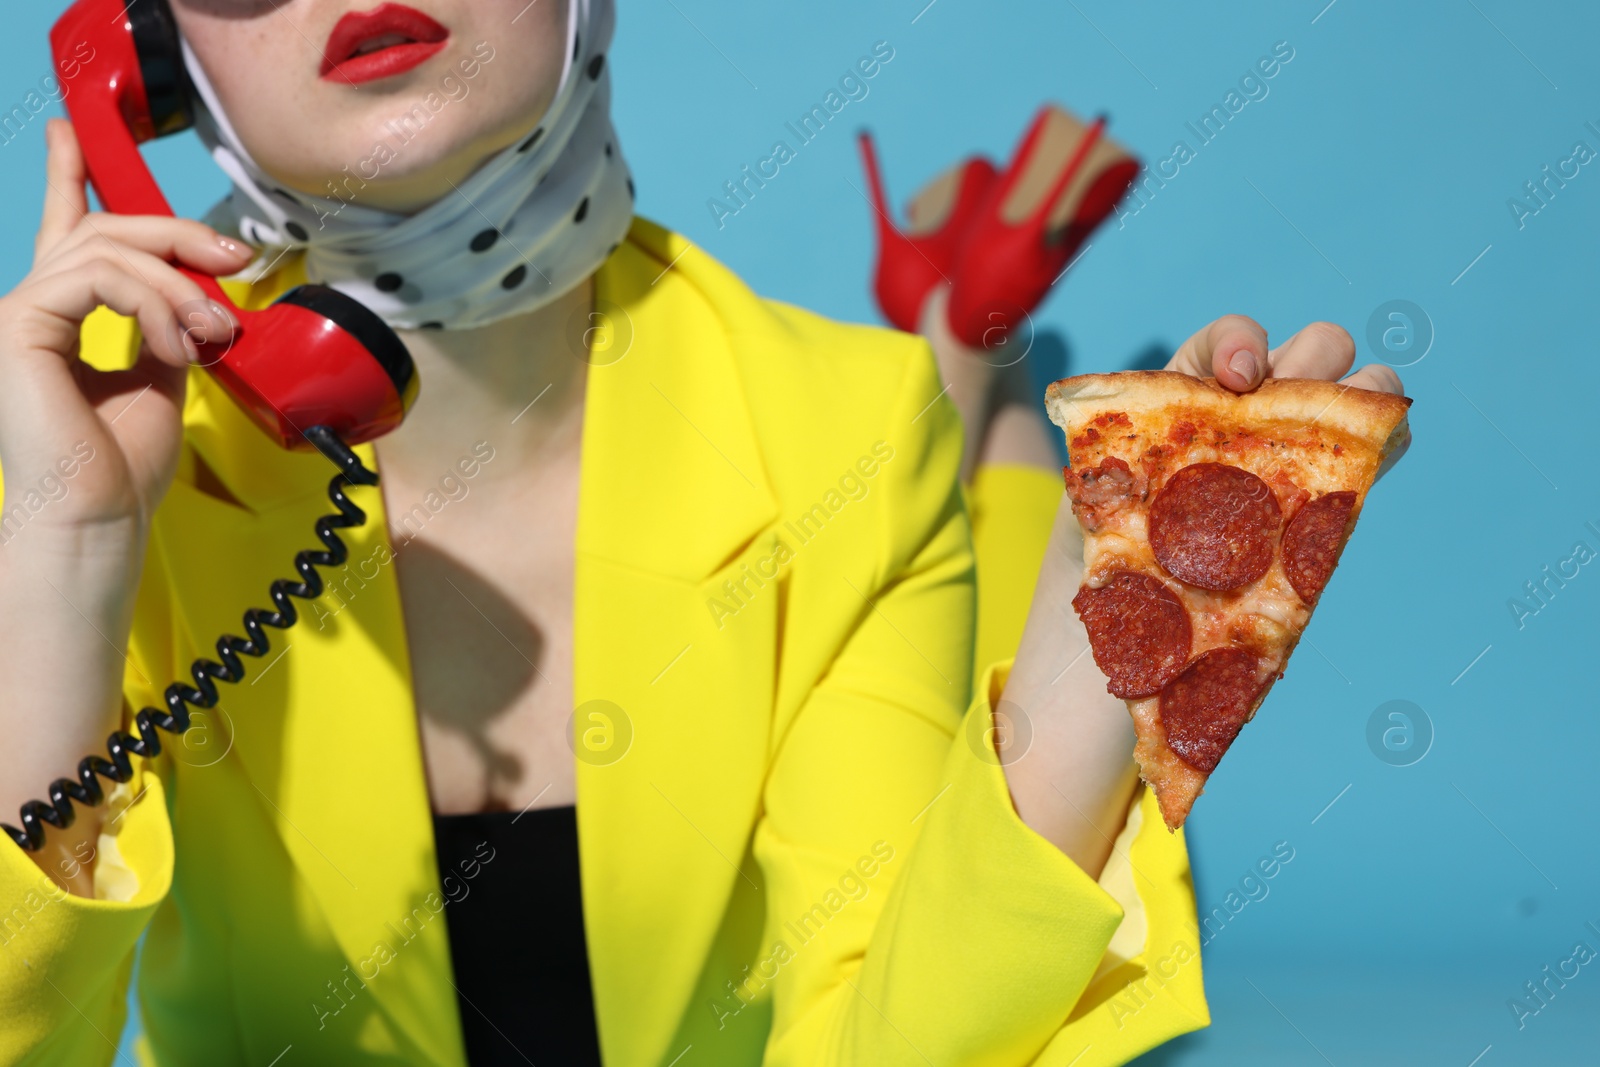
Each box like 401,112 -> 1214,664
0,217 -> 1207,1065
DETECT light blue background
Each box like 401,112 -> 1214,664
4,1 -> 1597,1064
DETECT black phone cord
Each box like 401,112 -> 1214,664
2,426 -> 376,852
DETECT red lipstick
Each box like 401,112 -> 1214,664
321,3 -> 450,84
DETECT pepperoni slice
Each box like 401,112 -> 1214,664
1149,463 -> 1281,591
1283,491 -> 1357,605
1160,648 -> 1270,773
1063,456 -> 1142,532
1072,571 -> 1192,698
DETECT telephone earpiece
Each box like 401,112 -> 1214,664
50,0 -> 417,450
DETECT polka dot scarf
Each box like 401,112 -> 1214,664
179,0 -> 633,331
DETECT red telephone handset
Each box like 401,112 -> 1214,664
49,0 -> 417,450
4,0 -> 418,853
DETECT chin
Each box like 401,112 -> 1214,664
270,99 -> 525,213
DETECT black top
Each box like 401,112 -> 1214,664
431,805 -> 602,1066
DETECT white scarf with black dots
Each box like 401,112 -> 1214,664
180,0 -> 633,331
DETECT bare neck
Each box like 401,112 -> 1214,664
374,274 -> 594,485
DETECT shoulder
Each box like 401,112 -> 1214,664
625,215 -> 930,385
621,218 -> 957,508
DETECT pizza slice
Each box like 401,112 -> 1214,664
1044,371 -> 1412,830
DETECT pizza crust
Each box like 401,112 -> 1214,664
1046,371 -> 1411,466
1128,696 -> 1207,830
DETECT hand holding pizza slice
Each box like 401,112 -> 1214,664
1046,319 -> 1411,830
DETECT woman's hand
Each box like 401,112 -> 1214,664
999,314 -> 1406,878
1168,312 -> 1404,399
0,120 -> 251,538
0,119 -> 251,891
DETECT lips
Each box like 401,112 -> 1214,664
321,3 -> 450,84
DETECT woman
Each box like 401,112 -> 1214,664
0,1 -> 1404,1064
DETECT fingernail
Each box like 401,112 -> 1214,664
1228,350 -> 1259,382
216,235 -> 248,257
210,301 -> 240,332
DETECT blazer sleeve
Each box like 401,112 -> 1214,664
752,345 -> 1209,1066
0,309 -> 178,1066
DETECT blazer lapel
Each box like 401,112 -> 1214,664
575,235 -> 781,1066
177,228 -> 782,1066
168,261 -> 463,1063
